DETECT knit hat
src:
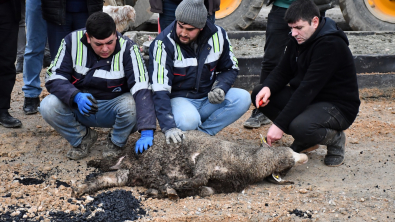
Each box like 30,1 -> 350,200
175,0 -> 208,29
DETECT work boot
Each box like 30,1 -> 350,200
43,52 -> 52,68
290,140 -> 319,153
0,111 -> 22,128
23,97 -> 40,115
243,108 -> 271,129
320,129 -> 346,167
103,133 -> 124,158
67,128 -> 98,160
15,56 -> 23,73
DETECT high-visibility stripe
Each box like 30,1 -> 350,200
47,39 -> 65,76
155,40 -> 164,84
212,32 -> 219,53
229,45 -> 233,52
158,64 -> 164,84
133,45 -> 145,82
114,38 -> 125,71
176,44 -> 182,61
76,31 -> 83,66
233,57 -> 238,67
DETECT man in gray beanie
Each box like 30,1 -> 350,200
148,0 -> 251,144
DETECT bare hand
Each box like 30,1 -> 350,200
266,124 -> 284,146
255,87 -> 271,108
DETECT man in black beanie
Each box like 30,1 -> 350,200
148,0 -> 251,144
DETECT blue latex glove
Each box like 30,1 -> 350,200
135,130 -> 154,154
73,93 -> 98,116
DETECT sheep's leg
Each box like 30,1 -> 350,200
72,169 -> 129,198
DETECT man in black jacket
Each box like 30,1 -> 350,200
251,0 -> 360,167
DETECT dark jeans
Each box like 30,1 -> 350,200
159,0 -> 215,31
251,85 -> 351,149
0,2 -> 19,110
47,11 -> 89,60
260,6 -> 290,83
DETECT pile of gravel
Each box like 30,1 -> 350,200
0,190 -> 146,222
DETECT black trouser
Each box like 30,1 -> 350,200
251,85 -> 351,149
0,1 -> 20,111
259,6 -> 290,83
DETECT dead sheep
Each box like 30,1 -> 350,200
72,130 -> 308,199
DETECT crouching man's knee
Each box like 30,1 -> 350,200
39,94 -> 71,122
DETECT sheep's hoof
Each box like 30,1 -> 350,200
200,186 -> 215,197
146,189 -> 159,198
166,187 -> 179,200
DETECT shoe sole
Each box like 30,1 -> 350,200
24,110 -> 38,115
0,122 -> 22,128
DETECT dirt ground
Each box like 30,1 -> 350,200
1,71 -> 395,222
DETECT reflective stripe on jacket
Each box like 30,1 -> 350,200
148,20 -> 239,132
45,29 -> 156,131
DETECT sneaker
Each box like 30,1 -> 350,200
102,133 -> 123,158
243,109 -> 271,129
0,111 -> 22,128
67,128 -> 98,160
23,97 -> 40,115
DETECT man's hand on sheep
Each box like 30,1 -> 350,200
208,88 -> 225,104
164,128 -> 185,144
266,124 -> 284,146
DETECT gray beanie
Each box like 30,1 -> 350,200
175,0 -> 207,29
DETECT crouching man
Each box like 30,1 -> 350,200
251,0 -> 360,166
40,12 -> 156,160
148,0 -> 251,144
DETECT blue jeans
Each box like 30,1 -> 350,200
171,88 -> 250,135
47,11 -> 89,60
39,93 -> 137,147
23,0 -> 47,98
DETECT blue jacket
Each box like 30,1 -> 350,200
45,29 -> 156,131
148,20 -> 239,132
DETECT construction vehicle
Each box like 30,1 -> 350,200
105,0 -> 395,31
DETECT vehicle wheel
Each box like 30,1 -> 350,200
339,0 -> 395,31
215,0 -> 265,31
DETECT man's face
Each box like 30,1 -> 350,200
176,22 -> 202,45
86,33 -> 117,58
288,17 -> 319,44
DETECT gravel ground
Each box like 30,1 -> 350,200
0,71 -> 395,221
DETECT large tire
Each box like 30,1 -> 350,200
339,0 -> 395,31
215,0 -> 265,31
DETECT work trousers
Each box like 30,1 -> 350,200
251,85 -> 351,149
171,88 -> 251,136
39,93 -> 137,148
0,2 -> 20,111
260,6 -> 290,83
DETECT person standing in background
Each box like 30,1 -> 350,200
0,0 -> 22,128
41,0 -> 103,60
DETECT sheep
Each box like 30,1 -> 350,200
103,5 -> 136,33
72,130 -> 308,199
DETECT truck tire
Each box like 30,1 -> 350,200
339,0 -> 395,31
215,0 -> 265,31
